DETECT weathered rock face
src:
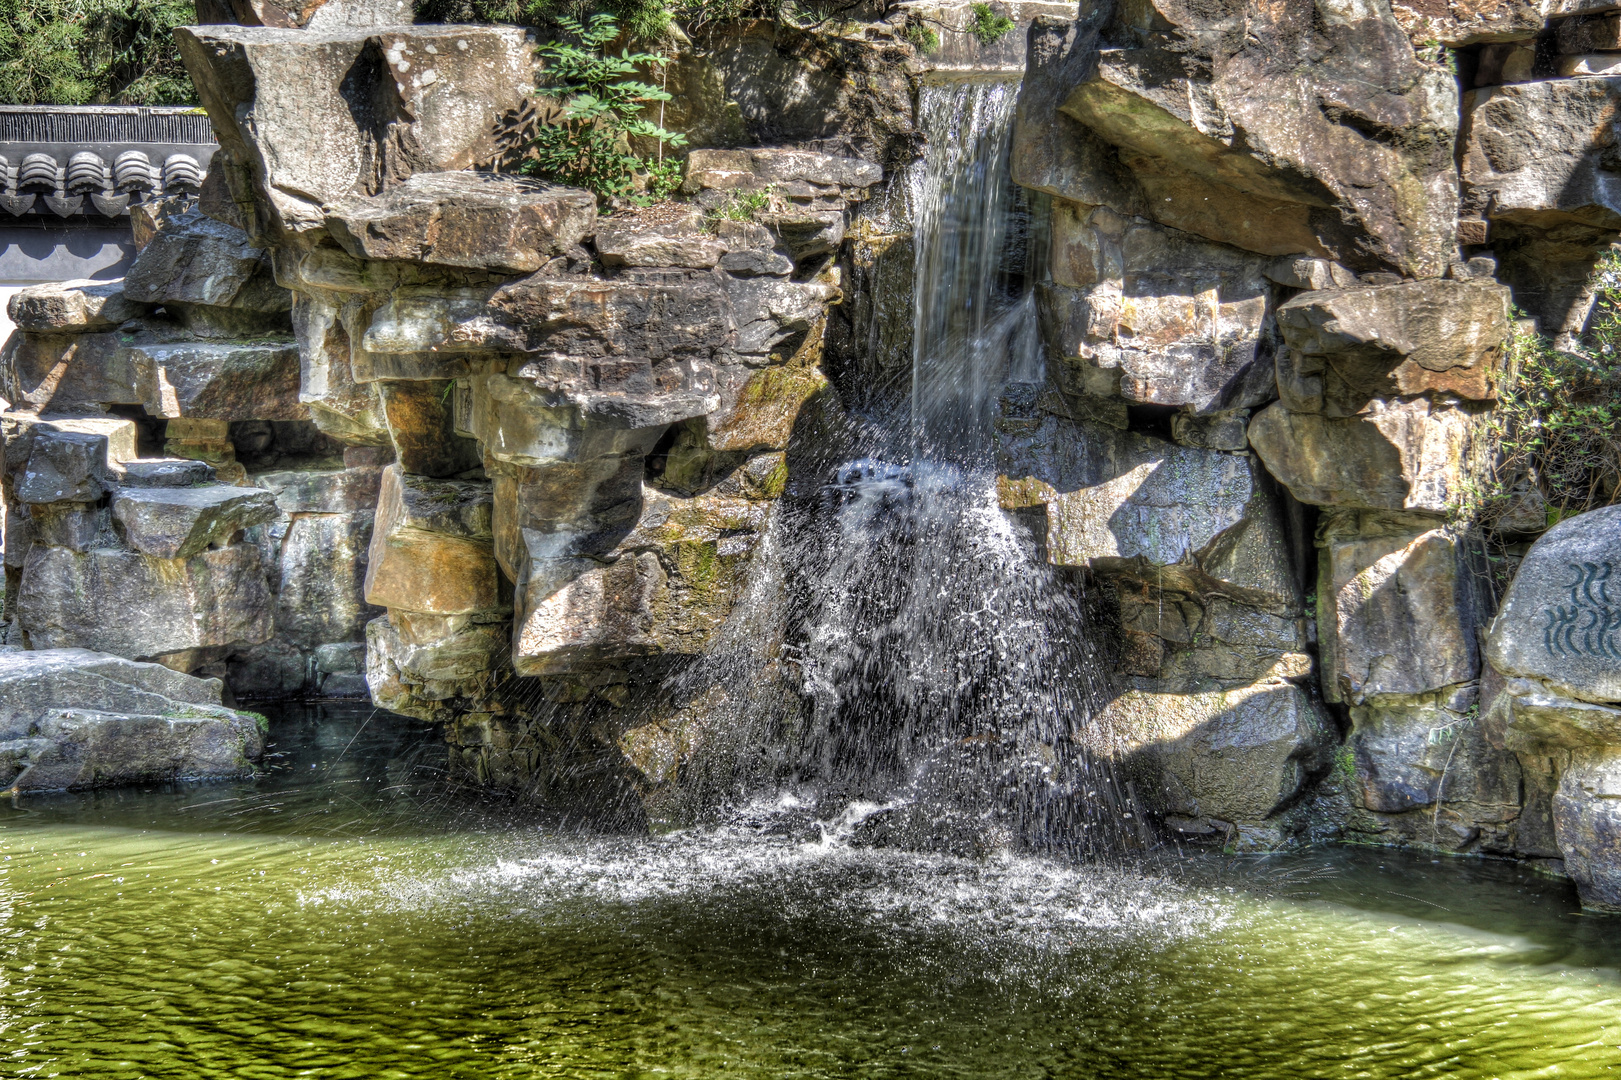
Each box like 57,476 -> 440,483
1108,681 -> 1335,849
176,23 -> 542,240
0,648 -> 264,791
1015,5 -> 1460,278
1488,505 -> 1621,708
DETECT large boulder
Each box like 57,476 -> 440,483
1014,7 -> 1459,276
1462,77 -> 1621,235
176,24 -> 541,238
7,280 -> 144,334
1317,510 -> 1490,705
122,210 -> 287,313
1487,504 -> 1621,707
998,412 -> 1298,610
128,341 -> 304,420
1554,750 -> 1621,911
1248,397 -> 1478,513
111,486 -> 279,560
0,648 -> 264,791
1107,681 -> 1336,849
1274,279 -> 1512,415
1038,203 -> 1277,414
16,544 -> 275,664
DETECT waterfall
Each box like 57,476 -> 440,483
671,78 -> 1131,858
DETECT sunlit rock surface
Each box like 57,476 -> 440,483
0,648 -> 264,791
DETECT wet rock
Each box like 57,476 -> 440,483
17,544 -> 274,663
1486,505 -> 1621,707
7,280 -> 144,333
324,173 -> 597,273
0,648 -> 263,791
364,610 -> 507,721
1317,510 -> 1489,705
1248,397 -> 1479,513
1109,680 -> 1336,850
511,486 -> 769,675
128,341 -> 304,421
1554,750 -> 1621,911
363,465 -> 499,616
999,415 -> 1298,611
274,510 -> 380,650
256,465 -> 383,514
111,486 -> 279,560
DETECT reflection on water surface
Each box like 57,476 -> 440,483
1,704 -> 1618,1078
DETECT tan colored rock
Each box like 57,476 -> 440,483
363,464 -> 499,616
595,211 -> 725,270
7,280 -> 143,334
1040,203 -> 1276,413
324,173 -> 597,273
1016,10 -> 1459,277
1317,511 -> 1488,704
377,380 -> 481,478
290,294 -> 389,444
1275,279 -> 1512,414
1389,0 -> 1540,47
1248,397 -> 1478,512
194,0 -> 410,30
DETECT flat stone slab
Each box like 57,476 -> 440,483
116,458 -> 219,488
129,340 -> 305,420
112,485 -> 280,559
7,279 -> 143,333
11,417 -> 140,506
0,648 -> 263,791
325,172 -> 597,273
1488,504 -> 1621,706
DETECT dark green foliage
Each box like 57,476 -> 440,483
967,2 -> 1013,45
523,13 -> 686,201
415,0 -> 675,40
1458,250 -> 1621,531
0,0 -> 197,106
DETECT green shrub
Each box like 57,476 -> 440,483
968,2 -> 1013,45
1456,251 -> 1621,532
905,21 -> 939,53
702,186 -> 769,229
523,12 -> 687,202
0,0 -> 197,105
415,0 -> 675,40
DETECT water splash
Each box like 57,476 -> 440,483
670,78 -> 1132,859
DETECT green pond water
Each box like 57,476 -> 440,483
2,703 -> 1619,1079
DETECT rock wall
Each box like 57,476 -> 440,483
1007,0 -> 1621,879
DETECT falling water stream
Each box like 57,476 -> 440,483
3,80 -> 1620,1078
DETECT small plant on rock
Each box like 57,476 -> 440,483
525,12 -> 688,202
703,187 -> 771,230
968,3 -> 1015,45
905,19 -> 940,53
